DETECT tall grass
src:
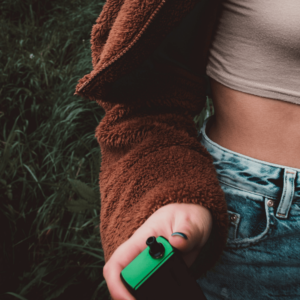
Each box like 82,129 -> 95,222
0,0 -> 213,299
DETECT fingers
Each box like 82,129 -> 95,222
104,241 -> 138,300
103,228 -> 157,300
104,264 -> 135,300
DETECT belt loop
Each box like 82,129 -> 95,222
276,168 -> 296,219
197,130 -> 202,142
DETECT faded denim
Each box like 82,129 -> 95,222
196,116 -> 300,300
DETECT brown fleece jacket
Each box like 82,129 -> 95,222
74,0 -> 228,280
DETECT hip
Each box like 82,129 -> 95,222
196,116 -> 300,300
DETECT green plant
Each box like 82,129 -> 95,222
0,0 -> 109,299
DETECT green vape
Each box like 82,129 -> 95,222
120,236 -> 207,300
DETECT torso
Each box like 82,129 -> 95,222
206,78 -> 300,170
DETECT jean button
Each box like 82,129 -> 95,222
267,199 -> 274,207
230,214 -> 238,222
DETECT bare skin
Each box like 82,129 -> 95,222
207,78 -> 300,170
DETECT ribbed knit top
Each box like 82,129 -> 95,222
206,0 -> 300,105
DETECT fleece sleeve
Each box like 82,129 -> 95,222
95,65 -> 228,278
75,0 -> 228,278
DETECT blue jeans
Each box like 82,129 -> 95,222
196,116 -> 300,300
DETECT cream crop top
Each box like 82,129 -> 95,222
206,0 -> 300,105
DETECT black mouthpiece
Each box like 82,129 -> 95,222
146,236 -> 165,259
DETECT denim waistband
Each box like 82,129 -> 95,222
198,116 -> 300,203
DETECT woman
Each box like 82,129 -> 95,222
75,0 -> 300,299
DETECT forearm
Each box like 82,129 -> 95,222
97,105 -> 228,275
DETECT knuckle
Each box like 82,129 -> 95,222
103,263 -> 110,278
182,212 -> 193,223
178,213 -> 193,228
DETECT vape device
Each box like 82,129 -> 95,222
120,236 -> 207,300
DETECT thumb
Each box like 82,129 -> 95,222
168,205 -> 213,254
169,232 -> 191,252
168,227 -> 204,268
167,205 -> 213,267
168,224 -> 202,254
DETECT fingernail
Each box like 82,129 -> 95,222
171,232 -> 188,240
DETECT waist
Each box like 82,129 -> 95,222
198,116 -> 300,201
208,78 -> 300,169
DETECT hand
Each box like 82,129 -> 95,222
103,202 -> 213,300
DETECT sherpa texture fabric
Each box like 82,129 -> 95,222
74,0 -> 228,280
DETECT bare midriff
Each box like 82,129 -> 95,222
206,78 -> 300,170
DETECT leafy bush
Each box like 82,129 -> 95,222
0,0 -> 109,299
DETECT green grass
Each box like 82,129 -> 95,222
0,0 -> 213,299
